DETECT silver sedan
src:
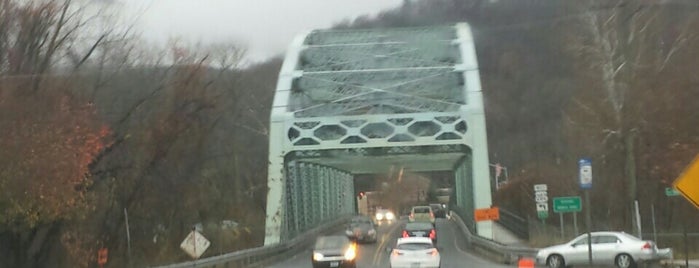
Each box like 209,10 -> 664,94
536,231 -> 672,268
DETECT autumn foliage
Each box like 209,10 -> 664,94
0,81 -> 112,268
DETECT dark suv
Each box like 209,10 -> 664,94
429,204 -> 447,218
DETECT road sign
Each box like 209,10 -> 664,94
534,184 -> 548,191
534,184 -> 549,220
579,158 -> 592,189
673,154 -> 699,209
180,230 -> 210,259
553,196 -> 582,213
474,207 -> 500,222
665,187 -> 681,197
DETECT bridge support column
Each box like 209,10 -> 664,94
470,112 -> 494,239
264,119 -> 286,245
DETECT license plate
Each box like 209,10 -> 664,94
414,231 -> 425,236
330,261 -> 340,267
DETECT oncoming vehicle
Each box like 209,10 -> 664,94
345,216 -> 377,243
312,236 -> 357,268
389,237 -> 440,268
536,231 -> 673,268
409,206 -> 435,224
375,209 -> 395,223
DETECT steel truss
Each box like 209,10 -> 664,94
265,23 -> 493,245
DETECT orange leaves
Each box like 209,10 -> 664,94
0,83 -> 112,230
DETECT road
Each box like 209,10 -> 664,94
268,218 -> 511,268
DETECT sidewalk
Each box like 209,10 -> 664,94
662,260 -> 699,267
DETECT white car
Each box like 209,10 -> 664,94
389,237 -> 440,268
536,231 -> 673,268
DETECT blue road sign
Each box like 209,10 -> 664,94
579,158 -> 592,189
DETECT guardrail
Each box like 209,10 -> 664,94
450,211 -> 538,264
497,207 -> 530,240
151,215 -> 353,268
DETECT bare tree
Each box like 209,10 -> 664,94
563,0 -> 699,231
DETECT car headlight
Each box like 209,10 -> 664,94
345,230 -> 353,236
368,229 -> 376,235
344,246 -> 356,260
385,212 -> 395,220
313,252 -> 324,261
376,213 -> 384,220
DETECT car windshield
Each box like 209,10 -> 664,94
397,243 -> 434,251
314,236 -> 348,250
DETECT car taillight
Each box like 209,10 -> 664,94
392,249 -> 404,256
429,229 -> 436,239
402,230 -> 409,238
409,213 -> 414,219
430,212 -> 434,218
642,242 -> 652,249
428,249 -> 438,256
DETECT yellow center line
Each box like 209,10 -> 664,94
371,222 -> 402,266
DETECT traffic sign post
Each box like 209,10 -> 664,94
180,230 -> 211,259
579,158 -> 592,189
553,197 -> 582,213
579,157 -> 593,266
553,196 -> 582,238
673,154 -> 699,209
534,184 -> 549,221
671,154 -> 699,268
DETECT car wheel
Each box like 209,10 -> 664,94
615,253 -> 636,268
546,254 -> 565,268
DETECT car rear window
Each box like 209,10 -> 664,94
351,218 -> 371,224
413,207 -> 430,213
396,242 -> 433,250
405,222 -> 433,230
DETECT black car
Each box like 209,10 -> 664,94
430,203 -> 447,218
312,235 -> 357,268
401,222 -> 437,243
345,216 -> 377,243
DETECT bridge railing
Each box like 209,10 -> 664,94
151,215 -> 352,268
496,207 -> 530,240
450,211 -> 538,264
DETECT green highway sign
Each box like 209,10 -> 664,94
538,210 -> 549,219
553,196 -> 582,213
665,187 -> 680,197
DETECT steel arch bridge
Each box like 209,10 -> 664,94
264,23 -> 493,245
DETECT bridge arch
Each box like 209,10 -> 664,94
264,23 -> 493,245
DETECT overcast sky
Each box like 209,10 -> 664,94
118,0 -> 403,62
